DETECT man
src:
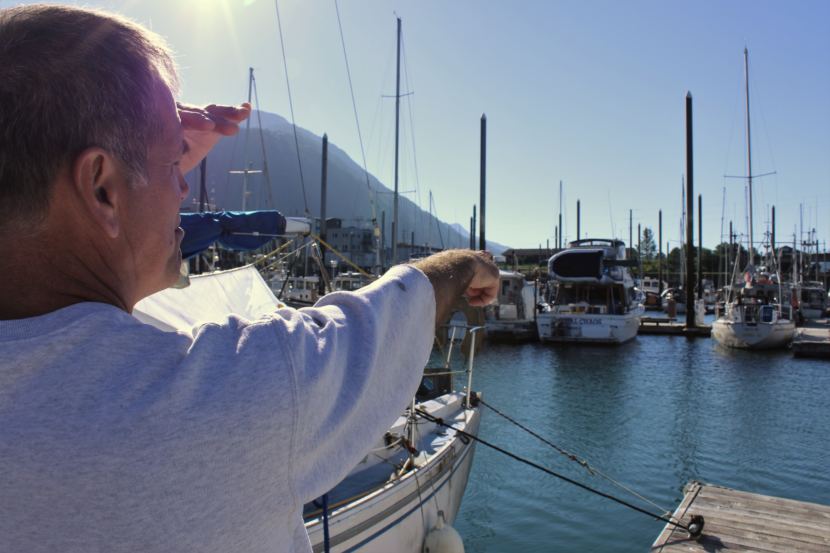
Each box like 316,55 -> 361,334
0,5 -> 499,552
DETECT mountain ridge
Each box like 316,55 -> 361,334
183,110 -> 509,255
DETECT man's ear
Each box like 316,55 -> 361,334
72,147 -> 124,239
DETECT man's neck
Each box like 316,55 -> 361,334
0,233 -> 129,320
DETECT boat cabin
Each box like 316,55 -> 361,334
552,282 -> 636,315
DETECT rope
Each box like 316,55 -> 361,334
308,233 -> 375,278
400,33 -> 424,237
273,0 -> 309,216
252,238 -> 297,267
333,0 -> 381,270
479,398 -> 673,517
259,241 -> 313,275
414,408 -> 695,535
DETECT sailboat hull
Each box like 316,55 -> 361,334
305,395 -> 479,552
712,318 -> 795,349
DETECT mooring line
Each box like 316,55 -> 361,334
415,408 -> 702,537
478,398 -> 673,517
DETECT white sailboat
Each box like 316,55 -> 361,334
712,48 -> 795,350
537,239 -> 644,344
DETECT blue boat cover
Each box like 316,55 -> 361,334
179,210 -> 286,259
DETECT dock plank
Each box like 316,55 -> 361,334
651,482 -> 830,552
691,497 -> 830,536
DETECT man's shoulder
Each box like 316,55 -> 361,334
0,301 -> 141,340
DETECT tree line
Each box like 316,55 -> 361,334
633,227 -> 756,287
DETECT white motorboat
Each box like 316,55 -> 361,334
485,270 -> 538,342
537,239 -> 644,344
135,265 -> 481,553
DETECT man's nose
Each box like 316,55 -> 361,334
178,172 -> 190,201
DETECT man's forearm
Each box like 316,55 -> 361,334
411,250 -> 498,324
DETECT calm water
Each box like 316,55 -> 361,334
453,324 -> 830,552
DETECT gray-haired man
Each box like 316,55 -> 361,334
0,4 -> 498,552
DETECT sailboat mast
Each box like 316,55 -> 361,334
744,48 -> 754,264
392,17 -> 401,265
242,67 -> 254,211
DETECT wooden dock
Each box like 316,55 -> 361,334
651,481 -> 830,552
791,321 -> 830,359
639,317 -> 711,337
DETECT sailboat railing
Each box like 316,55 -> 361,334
432,324 -> 484,408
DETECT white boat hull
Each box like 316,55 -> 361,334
305,395 -> 479,552
536,309 -> 642,344
711,319 -> 796,349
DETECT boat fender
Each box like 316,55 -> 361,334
423,511 -> 464,553
687,514 -> 705,539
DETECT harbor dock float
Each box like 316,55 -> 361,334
639,317 -> 711,337
651,481 -> 830,552
791,321 -> 830,359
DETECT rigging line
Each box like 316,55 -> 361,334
251,73 -> 275,210
260,241 -> 314,274
431,193 -> 445,249
400,33 -> 422,214
404,415 -> 429,532
273,0 -> 309,216
414,409 -> 699,536
253,235 -> 300,266
333,1 -> 381,253
309,233 -> 374,278
478,398 -> 673,517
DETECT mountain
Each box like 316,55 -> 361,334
183,110 -> 508,255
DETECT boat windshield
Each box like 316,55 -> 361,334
554,283 -> 632,313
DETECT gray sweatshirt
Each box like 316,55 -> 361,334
0,265 -> 435,553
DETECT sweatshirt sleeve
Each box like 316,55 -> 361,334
274,265 -> 436,503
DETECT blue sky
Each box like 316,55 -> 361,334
9,0 -> 830,250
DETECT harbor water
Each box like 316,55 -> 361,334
453,324 -> 830,551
